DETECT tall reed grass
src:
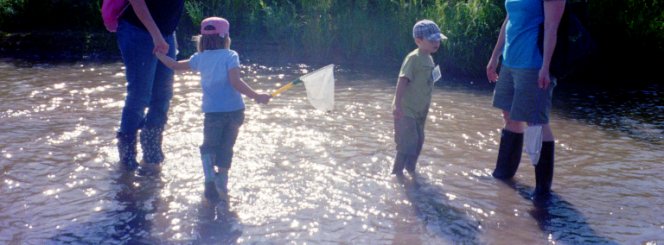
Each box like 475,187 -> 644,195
1,0 -> 659,80
182,0 -> 504,77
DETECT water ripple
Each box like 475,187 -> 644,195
0,61 -> 662,244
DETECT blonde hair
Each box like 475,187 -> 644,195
195,34 -> 231,52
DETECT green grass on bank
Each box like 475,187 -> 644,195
0,0 -> 661,83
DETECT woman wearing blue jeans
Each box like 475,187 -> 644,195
115,0 -> 184,171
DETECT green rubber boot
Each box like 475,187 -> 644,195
201,154 -> 219,200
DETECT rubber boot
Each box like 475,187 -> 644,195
391,153 -> 407,175
201,154 -> 219,200
215,170 -> 229,194
533,141 -> 554,198
140,126 -> 165,164
405,155 -> 419,174
116,132 -> 139,171
492,129 -> 524,179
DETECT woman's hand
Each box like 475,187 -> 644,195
538,69 -> 552,89
152,35 -> 169,54
128,0 -> 168,54
486,59 -> 499,83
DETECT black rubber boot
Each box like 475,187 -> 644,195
140,126 -> 165,164
533,141 -> 554,197
405,155 -> 418,173
204,181 -> 220,201
116,132 -> 139,171
492,129 -> 524,179
215,170 -> 229,195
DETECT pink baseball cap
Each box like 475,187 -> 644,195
200,17 -> 229,37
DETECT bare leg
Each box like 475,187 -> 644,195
541,124 -> 554,142
502,110 -> 524,133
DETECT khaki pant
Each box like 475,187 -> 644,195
394,116 -> 425,156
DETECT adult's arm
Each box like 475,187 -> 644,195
539,0 -> 566,88
128,0 -> 168,54
487,16 -> 508,83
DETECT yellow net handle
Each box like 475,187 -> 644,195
271,79 -> 302,97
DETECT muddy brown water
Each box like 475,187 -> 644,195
0,60 -> 662,244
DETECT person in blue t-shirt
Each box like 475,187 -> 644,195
486,0 -> 565,198
156,17 -> 271,201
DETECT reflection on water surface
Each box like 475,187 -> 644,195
0,61 -> 662,244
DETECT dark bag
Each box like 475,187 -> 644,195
538,4 -> 596,79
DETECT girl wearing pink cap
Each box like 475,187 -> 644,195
156,17 -> 271,201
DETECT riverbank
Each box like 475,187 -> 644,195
0,31 -> 403,73
1,31 -> 660,86
0,31 -> 120,62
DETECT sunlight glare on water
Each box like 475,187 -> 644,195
0,61 -> 662,244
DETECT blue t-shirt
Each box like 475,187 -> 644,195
188,49 -> 245,113
503,0 -> 544,69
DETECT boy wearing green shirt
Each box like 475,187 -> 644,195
392,20 -> 447,175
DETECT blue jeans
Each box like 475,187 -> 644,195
116,20 -> 176,134
200,110 -> 245,170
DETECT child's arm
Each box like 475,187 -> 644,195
155,52 -> 191,70
393,76 -> 410,119
228,67 -> 271,104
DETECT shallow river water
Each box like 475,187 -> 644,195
0,60 -> 662,244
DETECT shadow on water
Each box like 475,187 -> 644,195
49,165 -> 242,244
397,173 -> 482,244
50,168 -> 161,244
501,180 -> 620,245
193,198 -> 242,244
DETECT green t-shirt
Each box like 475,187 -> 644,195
395,49 -> 435,119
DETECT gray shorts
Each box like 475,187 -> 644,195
492,66 -> 556,124
394,116 -> 425,156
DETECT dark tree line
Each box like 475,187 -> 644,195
0,0 -> 661,82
